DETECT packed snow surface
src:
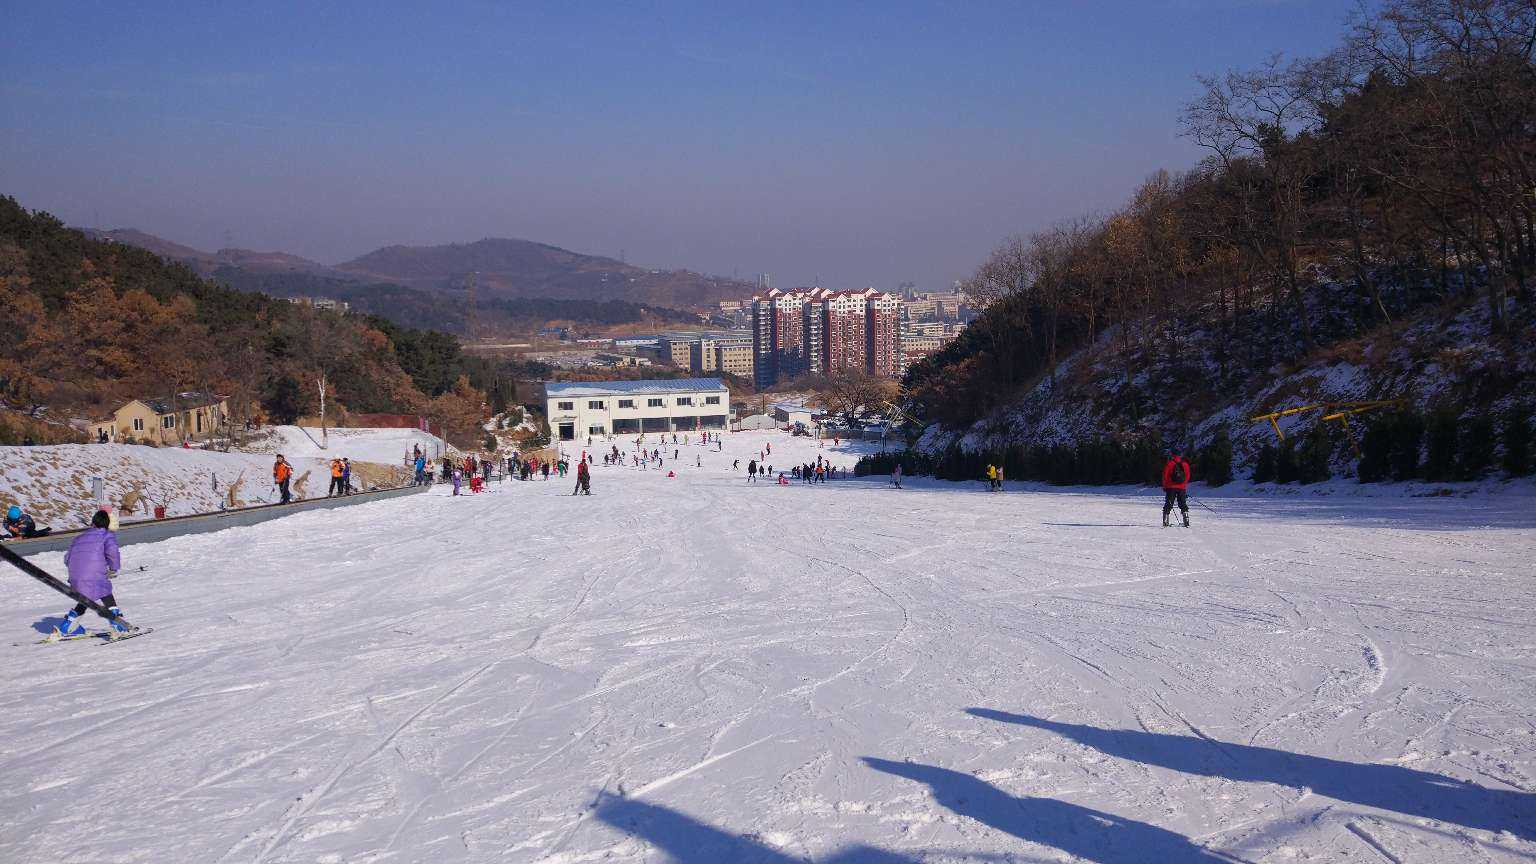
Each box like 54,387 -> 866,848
2,430 -> 1533,863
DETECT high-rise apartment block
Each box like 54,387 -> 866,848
751,287 -> 902,387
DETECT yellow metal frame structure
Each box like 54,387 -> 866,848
1250,399 -> 1405,456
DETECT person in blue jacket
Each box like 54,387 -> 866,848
3,504 -> 50,539
57,511 -> 130,637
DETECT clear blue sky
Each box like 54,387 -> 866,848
1,1 -> 1351,292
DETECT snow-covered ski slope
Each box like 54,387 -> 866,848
1,431 -> 1532,863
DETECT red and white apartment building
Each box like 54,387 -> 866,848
751,287 -> 902,387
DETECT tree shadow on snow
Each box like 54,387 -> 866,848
967,708 -> 1536,842
593,792 -> 919,863
1201,494 -> 1536,532
862,758 -> 1232,863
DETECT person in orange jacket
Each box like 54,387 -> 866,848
273,455 -> 293,504
328,457 -> 344,497
1161,449 -> 1192,528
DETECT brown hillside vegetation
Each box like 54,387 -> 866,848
0,197 -> 494,447
901,0 -> 1535,484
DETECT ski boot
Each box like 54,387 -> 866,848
106,607 -> 133,636
1182,512 -> 1191,529
55,610 -> 87,639
1162,512 -> 1170,528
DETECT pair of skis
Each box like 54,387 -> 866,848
0,544 -> 152,645
37,627 -> 152,646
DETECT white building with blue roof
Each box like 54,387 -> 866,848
544,378 -> 730,441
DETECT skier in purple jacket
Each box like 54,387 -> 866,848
56,511 -> 131,637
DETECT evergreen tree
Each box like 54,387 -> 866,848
263,375 -> 304,425
1356,416 -> 1393,482
1456,414 -> 1496,480
1502,407 -> 1532,477
1275,440 -> 1301,484
1296,427 -> 1333,484
1389,410 -> 1424,481
1423,410 -> 1458,481
1199,426 -> 1234,486
1252,443 -> 1278,483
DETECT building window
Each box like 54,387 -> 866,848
588,400 -> 605,410
132,418 -> 144,431
162,415 -> 176,429
557,401 -> 574,411
618,399 -> 635,408
705,396 -> 721,405
589,424 -> 606,435
647,398 -> 665,407
677,397 -> 693,406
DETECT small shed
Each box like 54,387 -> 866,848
771,404 -> 816,427
734,413 -> 778,431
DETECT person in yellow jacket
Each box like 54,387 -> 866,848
328,457 -> 344,497
985,463 -> 999,492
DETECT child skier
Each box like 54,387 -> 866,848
56,511 -> 131,638
4,505 -> 50,539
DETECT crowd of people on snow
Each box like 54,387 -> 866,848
381,430 -> 1198,522
4,431 -> 1202,644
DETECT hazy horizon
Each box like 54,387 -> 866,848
3,1 -> 1350,292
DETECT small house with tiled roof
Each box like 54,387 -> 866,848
93,391 -> 229,445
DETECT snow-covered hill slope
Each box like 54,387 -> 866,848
241,425 -> 452,464
0,430 -> 1531,863
0,440 -> 411,530
920,294 -> 1535,478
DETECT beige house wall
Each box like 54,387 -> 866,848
110,398 -> 229,444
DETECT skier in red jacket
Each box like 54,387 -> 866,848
1161,450 -> 1192,528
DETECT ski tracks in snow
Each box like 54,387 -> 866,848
242,657 -> 503,864
5,433 -> 1534,863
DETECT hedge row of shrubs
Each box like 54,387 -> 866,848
855,426 -> 1236,487
1356,407 -> 1530,482
857,408 -> 1533,486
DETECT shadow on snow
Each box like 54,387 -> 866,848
862,758 -> 1233,863
596,770 -> 1237,864
593,792 -> 919,863
967,708 -> 1536,842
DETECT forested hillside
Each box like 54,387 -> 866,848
210,266 -> 700,335
336,237 -> 752,309
0,197 -> 535,446
90,227 -> 753,314
898,0 -> 1536,487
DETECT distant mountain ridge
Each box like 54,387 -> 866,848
86,228 -> 750,310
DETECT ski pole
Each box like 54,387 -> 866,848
1190,496 -> 1218,515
